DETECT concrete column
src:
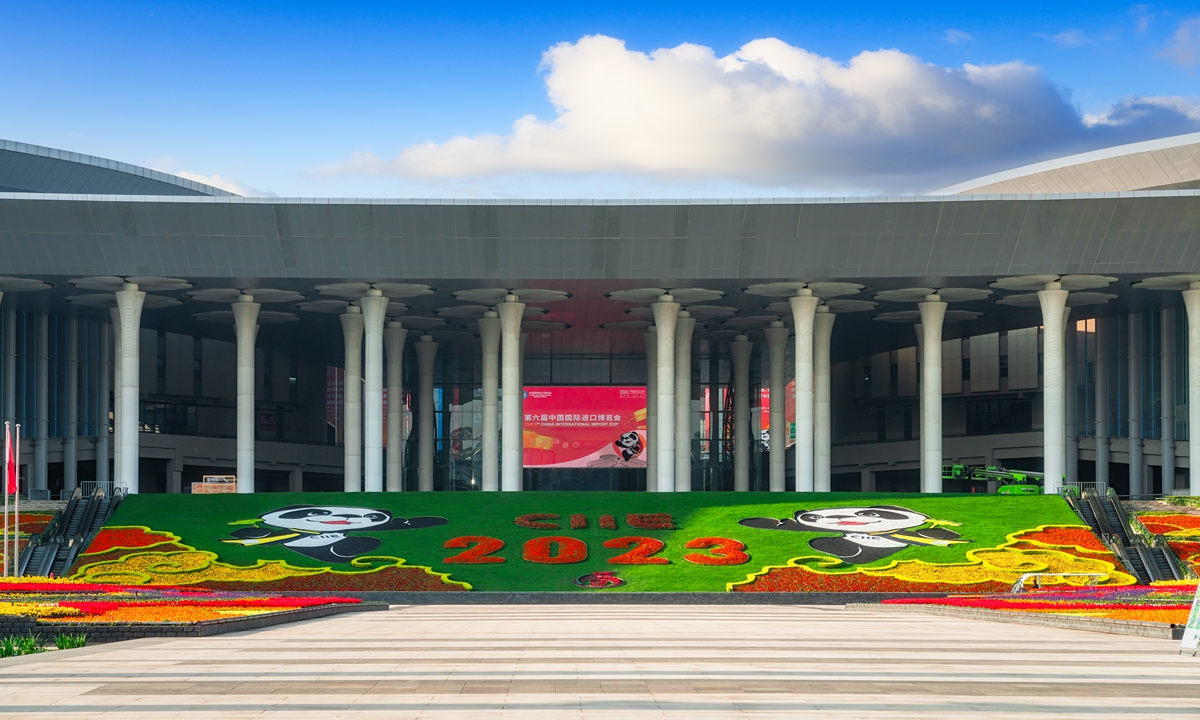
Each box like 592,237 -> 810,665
1065,322 -> 1078,487
917,296 -> 947,493
289,467 -> 304,493
109,308 -> 122,488
232,296 -> 260,494
674,312 -> 696,492
814,307 -> 835,492
1183,283 -> 1200,495
361,290 -> 389,493
3,308 -> 13,426
763,321 -> 789,492
731,334 -> 752,492
652,295 -> 680,493
385,321 -> 408,492
860,467 -> 875,492
96,320 -> 109,485
34,313 -> 47,495
789,289 -> 819,492
64,317 -> 78,494
497,296 -> 525,492
1163,308 -> 1176,493
166,448 -> 183,494
415,334 -> 438,491
1129,313 -> 1144,498
115,286 -> 144,493
340,308 -> 364,492
477,312 -> 500,491
1095,316 -> 1109,492
643,328 -> 657,491
1038,282 -> 1069,494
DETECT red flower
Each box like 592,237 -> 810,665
514,513 -> 560,529
625,513 -> 674,530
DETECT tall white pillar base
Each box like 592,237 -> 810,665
918,296 -> 946,493
652,296 -> 680,493
64,318 -> 78,494
416,335 -> 438,491
233,296 -> 260,494
644,328 -> 657,491
340,308 -> 364,492
814,307 -> 835,492
1038,283 -> 1069,494
361,290 -> 389,493
674,313 -> 696,492
115,285 -> 144,493
385,322 -> 408,492
479,312 -> 501,491
730,335 -> 752,492
498,296 -> 525,492
789,290 -> 818,492
764,321 -> 789,492
109,309 -> 122,489
1182,283 -> 1200,495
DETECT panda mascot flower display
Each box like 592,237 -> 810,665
223,505 -> 448,564
739,505 -> 968,565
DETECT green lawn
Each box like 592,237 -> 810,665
104,492 -> 1082,592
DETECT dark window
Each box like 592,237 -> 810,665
156,331 -> 167,394
889,363 -> 898,391
999,354 -> 1009,378
140,400 -> 197,435
289,357 -> 299,403
966,400 -> 1032,435
863,366 -> 871,390
263,353 -> 273,401
193,337 -> 202,396
962,358 -> 971,381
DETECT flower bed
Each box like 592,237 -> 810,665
730,525 -> 1135,593
1134,512 -> 1200,537
880,583 -> 1197,624
0,577 -> 360,624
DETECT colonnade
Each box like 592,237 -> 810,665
11,277 -> 1200,497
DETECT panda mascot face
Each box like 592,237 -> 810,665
260,506 -> 395,533
791,506 -> 928,534
225,504 -> 448,564
613,431 -> 644,462
738,504 -> 967,565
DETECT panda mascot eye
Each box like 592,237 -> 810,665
365,513 -> 386,522
798,514 -> 823,523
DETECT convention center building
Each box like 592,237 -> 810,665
1,134 -> 1199,499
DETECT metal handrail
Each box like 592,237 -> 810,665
1010,572 -> 1108,593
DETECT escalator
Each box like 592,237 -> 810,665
1098,495 -> 1132,545
1117,545 -> 1152,584
16,486 -> 124,577
1144,544 -> 1183,582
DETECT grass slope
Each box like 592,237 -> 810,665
102,492 -> 1082,592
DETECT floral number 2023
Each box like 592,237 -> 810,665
441,536 -> 748,566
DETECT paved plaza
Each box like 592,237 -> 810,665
1,605 -> 1198,719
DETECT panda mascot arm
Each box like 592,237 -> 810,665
370,516 -> 450,532
228,526 -> 283,540
738,517 -> 807,531
913,526 -> 963,541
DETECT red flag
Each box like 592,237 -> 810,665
5,425 -> 14,495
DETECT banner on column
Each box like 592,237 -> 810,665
760,380 -> 797,449
523,386 -> 647,467
1182,582 -> 1200,655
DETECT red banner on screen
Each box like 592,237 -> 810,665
523,386 -> 647,468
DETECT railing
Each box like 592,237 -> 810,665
77,481 -> 113,498
1010,572 -> 1107,593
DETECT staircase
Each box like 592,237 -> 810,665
1068,489 -> 1187,584
16,486 -> 124,577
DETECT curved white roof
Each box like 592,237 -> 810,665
0,139 -> 235,196
932,132 -> 1200,195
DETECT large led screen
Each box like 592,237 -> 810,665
523,386 -> 647,468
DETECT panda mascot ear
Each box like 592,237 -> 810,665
268,505 -> 314,514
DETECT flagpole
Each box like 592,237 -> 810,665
13,424 -> 19,578
2,421 -> 8,577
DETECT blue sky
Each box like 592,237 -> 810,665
2,1 -> 1198,197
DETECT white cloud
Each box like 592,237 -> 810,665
1161,17 -> 1200,67
175,171 -> 276,197
1035,29 -> 1090,48
943,29 -> 974,45
318,35 -> 1200,194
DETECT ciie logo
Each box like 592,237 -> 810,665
522,390 -> 528,399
